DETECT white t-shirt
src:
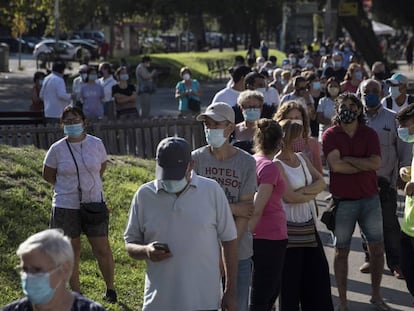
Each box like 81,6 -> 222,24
43,135 -> 108,209
40,72 -> 71,118
124,173 -> 237,311
212,87 -> 240,107
317,96 -> 336,133
263,86 -> 281,108
98,76 -> 117,102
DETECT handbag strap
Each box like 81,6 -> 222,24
66,139 -> 82,202
298,154 -> 309,186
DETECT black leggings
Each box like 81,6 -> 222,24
249,239 -> 287,311
400,231 -> 414,296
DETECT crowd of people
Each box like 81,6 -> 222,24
5,37 -> 414,311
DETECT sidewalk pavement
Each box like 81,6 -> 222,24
1,54 -> 414,310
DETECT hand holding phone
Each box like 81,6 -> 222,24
153,242 -> 170,253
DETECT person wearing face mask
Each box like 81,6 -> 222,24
322,93 -> 391,311
30,71 -> 46,112
175,66 -> 201,116
124,136 -> 238,311
396,104 -> 414,297
340,63 -> 363,93
304,72 -> 324,138
80,67 -> 104,121
275,119 -> 333,311
98,62 -> 117,120
193,102 -> 256,311
381,73 -> 414,113
280,76 -> 315,116
233,90 -> 264,154
366,61 -> 389,98
245,71 -> 279,119
323,53 -> 347,83
42,106 -> 117,302
135,55 -> 158,118
40,61 -> 72,124
2,229 -> 106,311
357,79 -> 411,280
340,42 -> 354,70
317,77 -> 340,136
112,66 -> 138,118
71,64 -> 88,109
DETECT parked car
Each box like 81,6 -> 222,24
69,39 -> 99,59
33,39 -> 91,61
0,36 -> 31,53
71,30 -> 105,45
22,36 -> 42,51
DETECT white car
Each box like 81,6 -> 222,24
33,39 -> 91,61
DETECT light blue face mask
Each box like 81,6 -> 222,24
88,74 -> 97,81
120,73 -> 129,81
397,127 -> 414,143
21,267 -> 61,305
333,60 -> 342,69
354,71 -> 363,80
80,73 -> 87,81
162,178 -> 188,193
63,123 -> 84,138
389,86 -> 400,99
312,81 -> 321,90
243,108 -> 261,122
205,128 -> 227,148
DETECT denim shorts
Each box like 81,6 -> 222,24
334,195 -> 383,248
50,207 -> 108,238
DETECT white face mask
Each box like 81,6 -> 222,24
256,87 -> 266,95
183,73 -> 191,81
205,128 -> 227,148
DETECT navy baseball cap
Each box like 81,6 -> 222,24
156,137 -> 191,180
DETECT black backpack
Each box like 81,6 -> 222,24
386,94 -> 414,109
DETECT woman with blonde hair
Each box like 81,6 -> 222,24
274,101 -> 323,173
274,119 -> 333,311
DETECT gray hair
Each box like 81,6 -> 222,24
360,78 -> 381,93
237,90 -> 264,107
17,229 -> 74,269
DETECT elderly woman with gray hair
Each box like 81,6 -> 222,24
2,229 -> 105,310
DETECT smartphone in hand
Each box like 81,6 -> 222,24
153,242 -> 170,253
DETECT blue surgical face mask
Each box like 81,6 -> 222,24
120,74 -> 129,81
389,86 -> 400,98
256,87 -> 266,95
398,127 -> 414,143
80,73 -> 87,81
21,268 -> 60,305
64,123 -> 84,138
205,128 -> 227,148
354,71 -> 363,80
312,81 -> 321,90
162,177 -> 188,193
38,79 -> 43,86
364,93 -> 380,108
243,108 -> 261,122
333,60 -> 342,69
88,74 -> 97,81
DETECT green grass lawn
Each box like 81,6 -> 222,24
0,145 -> 155,310
120,48 -> 286,87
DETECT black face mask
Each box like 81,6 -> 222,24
374,72 -> 386,81
97,71 -> 103,78
339,107 -> 358,124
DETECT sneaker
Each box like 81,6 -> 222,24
104,289 -> 117,303
391,266 -> 404,279
359,262 -> 370,273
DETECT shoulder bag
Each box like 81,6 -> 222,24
286,156 -> 318,248
66,140 -> 109,226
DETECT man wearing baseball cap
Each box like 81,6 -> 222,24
125,136 -> 238,311
382,73 -> 414,113
193,102 -> 257,311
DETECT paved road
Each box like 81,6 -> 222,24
1,54 -> 414,310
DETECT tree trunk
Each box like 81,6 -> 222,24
188,10 -> 206,51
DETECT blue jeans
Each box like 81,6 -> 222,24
237,258 -> 253,311
335,195 -> 383,248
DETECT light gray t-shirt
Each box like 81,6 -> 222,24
192,146 -> 257,260
124,173 -> 237,311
